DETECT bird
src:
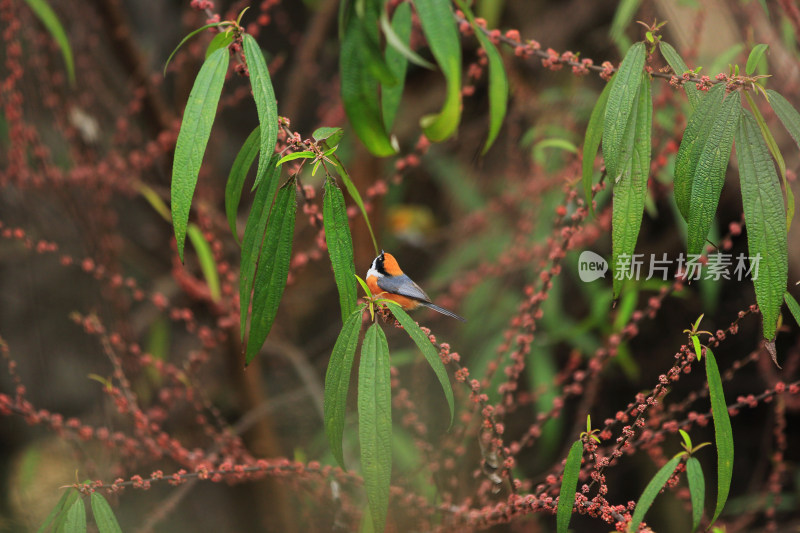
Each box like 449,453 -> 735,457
366,251 -> 466,322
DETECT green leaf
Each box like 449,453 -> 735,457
324,176 -> 359,320
766,89 -> 800,225
170,46 -> 229,262
746,43 -> 769,75
384,302 -> 454,427
609,0 -> 641,52
356,3 -> 399,87
612,72 -> 651,298
659,41 -> 700,109
244,177 -> 297,364
785,292 -> 800,326
380,6 -> 435,70
313,126 -> 344,147
767,89 -> 800,150
225,126 -> 261,244
686,89 -> 740,256
38,489 -> 77,533
735,110 -> 788,340
603,42 -> 645,183
276,151 -> 316,166
705,346 -> 733,526
206,31 -> 233,59
340,12 -> 396,156
674,84 -> 725,222
691,335 -> 703,361
356,273 -> 373,297
456,0 -> 509,154
535,138 -> 578,154
582,74 -> 616,211
476,23 -> 509,154
331,155 -> 379,255
324,308 -> 364,468
556,440 -> 583,533
686,456 -> 705,532
242,34 -> 279,191
23,0 -> 75,84
239,154 -> 282,339
628,453 -> 684,532
415,0 -> 463,141
744,91 -> 794,230
164,22 -> 227,75
62,497 -> 86,533
187,224 -> 222,302
90,493 -> 122,533
382,3 -> 413,133
358,322 -> 392,533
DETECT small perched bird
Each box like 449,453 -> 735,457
366,251 -> 466,322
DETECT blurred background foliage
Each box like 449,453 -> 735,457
2,0 -> 800,531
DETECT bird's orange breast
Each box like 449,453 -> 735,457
367,275 -> 421,311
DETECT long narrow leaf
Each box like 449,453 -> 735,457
705,347 -> 733,526
744,91 -> 794,230
628,454 -> 684,532
324,308 -> 364,468
324,177 -> 359,320
384,302 -> 454,426
582,74 -> 616,210
382,3 -> 414,133
50,490 -> 80,532
242,34 -> 279,190
171,46 -> 229,262
686,456 -> 705,532
785,292 -> 800,326
735,111 -> 787,340
556,440 -> 583,533
164,22 -> 227,74
380,7 -> 434,70
62,497 -> 86,533
602,42 -> 645,182
244,177 -> 297,364
358,2 -> 398,87
674,85 -> 725,222
359,323 -> 392,533
206,31 -> 234,59
686,90 -> 740,256
239,154 -> 282,339
659,41 -> 700,109
768,89 -> 800,148
225,126 -> 260,243
340,12 -> 396,156
276,151 -> 316,166
90,493 -> 122,533
746,44 -> 769,75
187,224 -> 221,302
612,73 -> 651,298
474,19 -> 509,154
415,0 -> 462,141
331,155 -> 379,254
23,0 -> 75,84
37,489 -> 77,533
455,0 -> 508,154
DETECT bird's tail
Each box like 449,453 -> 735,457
421,302 -> 466,322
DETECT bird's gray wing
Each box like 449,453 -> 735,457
377,274 -> 431,302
